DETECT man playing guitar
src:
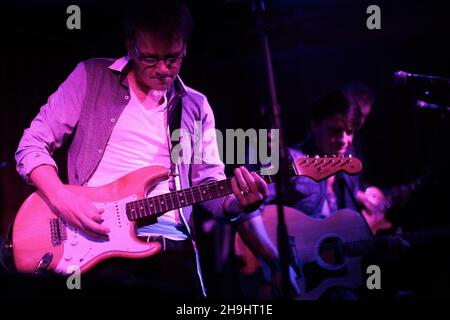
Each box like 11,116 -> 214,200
14,0 -> 268,299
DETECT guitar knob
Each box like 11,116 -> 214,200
64,255 -> 72,261
71,240 -> 78,246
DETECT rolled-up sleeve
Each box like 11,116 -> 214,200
15,62 -> 87,184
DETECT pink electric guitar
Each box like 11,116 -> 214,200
12,156 -> 361,275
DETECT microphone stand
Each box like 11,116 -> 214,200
252,0 -> 292,299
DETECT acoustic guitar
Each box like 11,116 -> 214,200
236,205 -> 450,299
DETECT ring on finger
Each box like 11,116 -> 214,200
240,189 -> 249,196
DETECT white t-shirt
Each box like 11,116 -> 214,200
87,85 -> 188,240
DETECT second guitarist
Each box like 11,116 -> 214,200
236,88 -> 401,299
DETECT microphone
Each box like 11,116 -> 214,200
393,70 -> 450,88
416,100 -> 450,112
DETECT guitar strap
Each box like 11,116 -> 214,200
335,174 -> 347,210
341,176 -> 364,213
167,93 -> 190,230
168,94 -> 182,140
167,93 -> 207,297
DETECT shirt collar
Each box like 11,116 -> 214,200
108,56 -> 187,97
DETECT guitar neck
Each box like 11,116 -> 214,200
126,156 -> 361,222
125,165 -> 295,221
345,226 -> 450,257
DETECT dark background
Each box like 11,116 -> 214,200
0,0 -> 449,298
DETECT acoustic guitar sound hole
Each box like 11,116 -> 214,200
318,237 -> 345,267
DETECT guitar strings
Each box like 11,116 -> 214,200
127,156 -> 354,218
128,165 -> 296,214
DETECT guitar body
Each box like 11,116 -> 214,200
12,166 -> 169,275
235,205 -> 373,300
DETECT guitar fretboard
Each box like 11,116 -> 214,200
125,166 -> 295,221
345,226 -> 450,257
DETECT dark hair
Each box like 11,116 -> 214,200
344,81 -> 375,108
311,89 -> 362,129
124,0 -> 193,44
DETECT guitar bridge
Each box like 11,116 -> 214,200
50,219 -> 67,246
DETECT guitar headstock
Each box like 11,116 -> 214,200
292,155 -> 362,181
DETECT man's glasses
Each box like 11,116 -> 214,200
133,45 -> 185,68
